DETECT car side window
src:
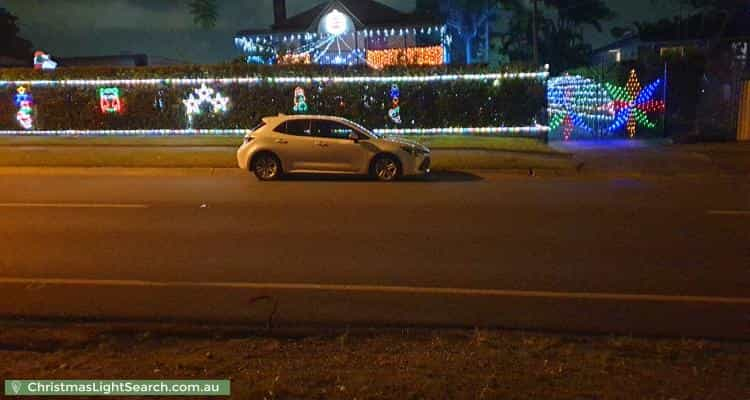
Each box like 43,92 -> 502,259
311,120 -> 355,140
276,119 -> 311,136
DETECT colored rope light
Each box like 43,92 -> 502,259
0,127 -> 549,137
14,86 -> 34,130
388,84 -> 402,125
374,126 -> 549,135
293,86 -> 308,113
0,71 -> 549,88
99,87 -> 122,114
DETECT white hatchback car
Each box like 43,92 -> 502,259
237,115 -> 431,181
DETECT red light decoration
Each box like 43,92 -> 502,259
366,46 -> 444,69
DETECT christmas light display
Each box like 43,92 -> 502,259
322,9 -> 350,36
278,53 -> 311,65
14,87 -> 34,130
235,22 -> 450,67
547,70 -> 665,140
0,70 -> 548,88
1,69 -> 550,137
388,84 -> 402,124
33,51 -> 57,70
293,86 -> 308,113
603,70 -> 665,137
0,126 -> 549,137
99,87 -> 122,114
366,46 -> 444,69
182,84 -> 230,126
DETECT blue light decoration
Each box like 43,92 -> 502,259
234,18 -> 451,68
14,86 -> 34,130
547,70 -> 665,140
293,86 -> 308,113
388,84 -> 402,124
602,70 -> 665,138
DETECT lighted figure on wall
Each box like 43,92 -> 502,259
14,86 -> 34,130
388,84 -> 402,125
293,87 -> 308,113
33,51 -> 57,70
603,70 -> 665,138
99,87 -> 122,114
547,70 -> 665,140
182,84 -> 230,127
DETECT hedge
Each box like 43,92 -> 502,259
0,64 -> 547,133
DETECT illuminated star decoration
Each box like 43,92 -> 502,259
182,84 -> 230,127
603,70 -> 665,138
547,82 -> 593,141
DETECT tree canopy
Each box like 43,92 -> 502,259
0,7 -> 33,60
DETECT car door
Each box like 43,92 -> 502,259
309,120 -> 369,172
272,119 -> 319,172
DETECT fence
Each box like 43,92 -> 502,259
0,69 -> 548,137
735,81 -> 750,141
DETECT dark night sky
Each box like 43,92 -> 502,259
3,0 -> 684,64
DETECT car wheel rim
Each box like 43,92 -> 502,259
376,159 -> 398,180
256,157 -> 277,179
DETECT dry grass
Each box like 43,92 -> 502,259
1,325 -> 748,400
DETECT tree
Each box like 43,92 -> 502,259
418,0 -> 503,64
496,0 -> 614,71
0,7 -> 33,60
189,0 -> 218,29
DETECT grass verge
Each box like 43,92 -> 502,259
0,136 -> 573,171
1,325 -> 747,400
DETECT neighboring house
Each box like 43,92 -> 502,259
234,0 -> 450,67
592,14 -> 750,66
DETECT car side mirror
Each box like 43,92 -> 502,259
348,132 -> 359,142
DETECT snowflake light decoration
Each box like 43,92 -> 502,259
603,70 -> 665,138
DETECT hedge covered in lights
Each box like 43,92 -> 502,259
0,64 -> 547,136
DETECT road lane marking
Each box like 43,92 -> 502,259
708,210 -> 750,216
0,203 -> 149,209
0,277 -> 749,305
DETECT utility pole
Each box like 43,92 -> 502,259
532,0 -> 539,65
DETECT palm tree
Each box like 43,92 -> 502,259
189,0 -> 218,29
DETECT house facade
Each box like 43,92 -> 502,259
234,0 -> 450,68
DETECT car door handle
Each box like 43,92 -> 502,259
315,142 -> 328,147
275,139 -> 288,144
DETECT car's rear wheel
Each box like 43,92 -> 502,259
252,153 -> 282,181
371,155 -> 401,182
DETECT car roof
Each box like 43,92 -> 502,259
261,114 -> 353,125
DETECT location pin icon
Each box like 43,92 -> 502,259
11,381 -> 22,394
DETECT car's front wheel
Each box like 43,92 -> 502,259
371,155 -> 401,182
252,152 -> 282,181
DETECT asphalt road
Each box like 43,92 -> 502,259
0,171 -> 748,339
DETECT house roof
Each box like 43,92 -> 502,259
237,0 -> 440,37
